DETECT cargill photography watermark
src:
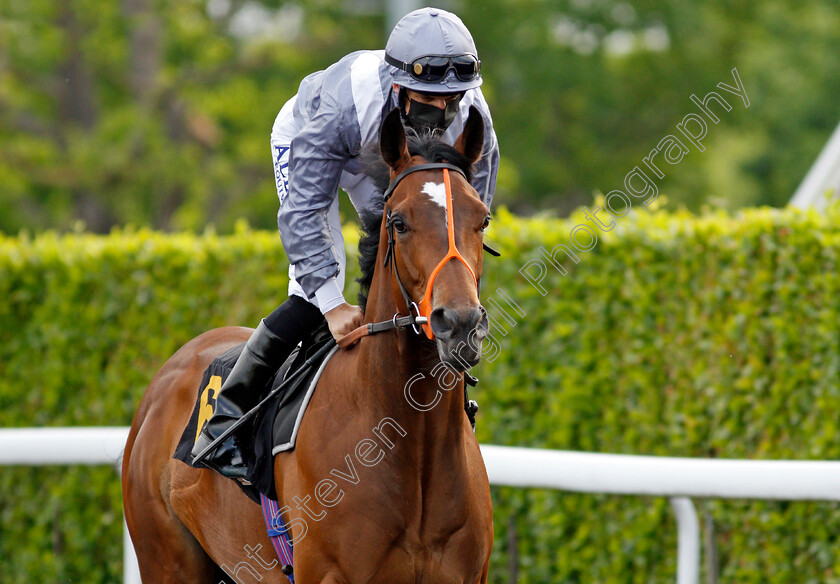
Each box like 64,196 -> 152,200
219,66 -> 751,582
519,67 -> 749,296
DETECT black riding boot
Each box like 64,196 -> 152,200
191,296 -> 324,479
191,319 -> 293,478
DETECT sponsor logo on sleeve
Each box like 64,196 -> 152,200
274,144 -> 291,205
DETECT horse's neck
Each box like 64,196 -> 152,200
350,223 -> 467,455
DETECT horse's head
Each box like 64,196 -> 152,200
378,106 -> 490,371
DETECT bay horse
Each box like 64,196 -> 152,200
122,106 -> 494,583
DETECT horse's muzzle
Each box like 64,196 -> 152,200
430,305 -> 489,371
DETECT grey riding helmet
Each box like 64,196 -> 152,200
385,7 -> 482,94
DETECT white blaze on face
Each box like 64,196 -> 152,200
422,182 -> 448,224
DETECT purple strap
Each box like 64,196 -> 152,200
259,493 -> 295,583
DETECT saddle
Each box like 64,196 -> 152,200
173,323 -> 336,503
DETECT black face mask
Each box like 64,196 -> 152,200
404,94 -> 462,132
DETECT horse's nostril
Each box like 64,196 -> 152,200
431,306 -> 487,340
464,306 -> 484,331
430,307 -> 459,340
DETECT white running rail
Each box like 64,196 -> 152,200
4,428 -> 840,584
0,427 -> 141,584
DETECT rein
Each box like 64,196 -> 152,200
337,162 -> 478,349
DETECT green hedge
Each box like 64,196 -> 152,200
2,205 -> 840,582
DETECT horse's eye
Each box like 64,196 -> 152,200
481,216 -> 491,232
393,218 -> 408,234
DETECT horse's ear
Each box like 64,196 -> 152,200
454,106 -> 485,167
380,108 -> 411,171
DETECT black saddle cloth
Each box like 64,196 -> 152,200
173,323 -> 334,503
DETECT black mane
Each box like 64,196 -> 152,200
356,131 -> 474,312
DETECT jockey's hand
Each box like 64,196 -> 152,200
324,302 -> 364,342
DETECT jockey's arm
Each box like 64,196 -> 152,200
276,92 -> 363,339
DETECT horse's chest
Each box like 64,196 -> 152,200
287,406 -> 492,582
374,497 -> 490,581
340,525 -> 489,584
297,484 -> 491,583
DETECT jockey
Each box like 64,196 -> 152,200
192,7 -> 500,478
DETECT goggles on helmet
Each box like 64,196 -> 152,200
385,53 -> 481,83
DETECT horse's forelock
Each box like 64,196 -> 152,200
404,130 -> 474,183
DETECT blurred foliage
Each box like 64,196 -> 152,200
2,205 -> 840,581
0,0 -> 839,234
476,202 -> 840,582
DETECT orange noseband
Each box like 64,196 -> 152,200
416,168 -> 477,338
382,163 -> 478,340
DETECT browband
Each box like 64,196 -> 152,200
383,163 -> 467,201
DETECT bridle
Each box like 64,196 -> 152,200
382,162 -> 478,339
336,161 -> 497,350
